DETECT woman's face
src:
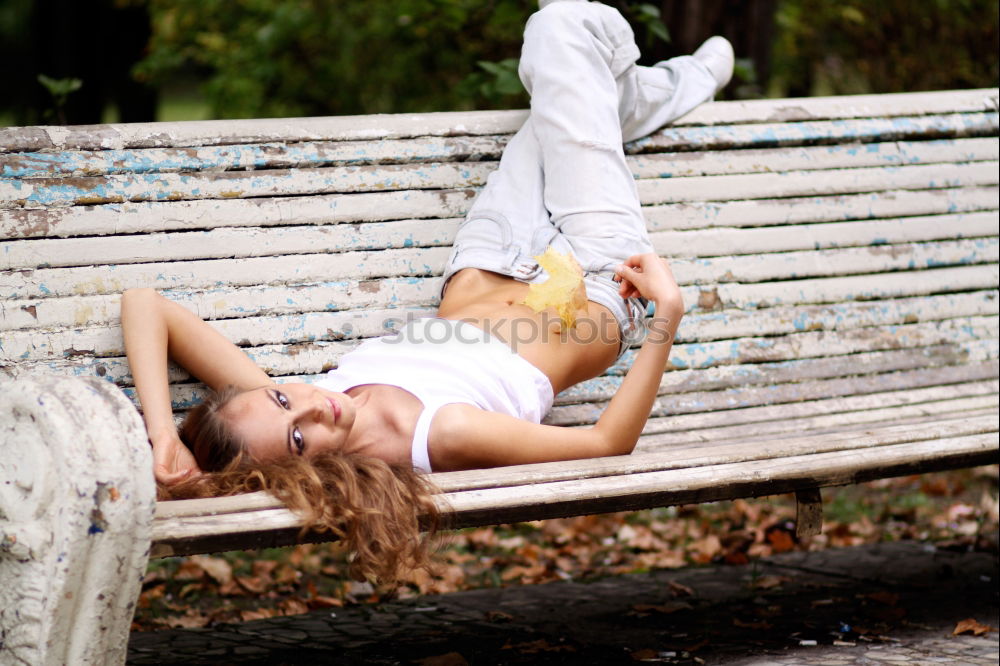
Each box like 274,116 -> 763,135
221,383 -> 356,462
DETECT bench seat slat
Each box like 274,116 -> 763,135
634,361 -> 999,425
552,361 -> 998,425
4,237 -> 996,301
440,434 -> 999,526
4,209 -> 996,271
711,264 -> 997,309
156,413 -> 997,518
645,186 -> 999,231
4,282 -> 995,344
631,112 -> 998,154
3,89 -> 995,154
143,350 -> 996,417
6,315 -> 994,388
148,431 -> 998,557
629,137 -> 999,179
0,217 -> 462,270
3,155 -> 995,209
0,246 -> 453,300
656,212 -> 1000,258
154,383 -> 1000,520
641,398 -> 999,449
0,277 -> 441,331
0,135 -> 510,179
670,238 -> 999,285
435,413 -> 1000,491
0,161 -> 496,208
7,134 -> 996,182
4,183 -> 994,241
640,381 -> 999,443
5,289 -> 995,361
0,189 -> 476,241
637,161 -> 998,205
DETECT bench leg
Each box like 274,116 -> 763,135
795,487 -> 824,538
0,376 -> 155,665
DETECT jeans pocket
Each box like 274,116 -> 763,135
453,211 -> 513,252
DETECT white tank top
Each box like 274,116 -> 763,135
315,317 -> 554,472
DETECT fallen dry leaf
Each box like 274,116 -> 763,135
415,653 -> 469,666
240,608 -> 278,622
866,590 -> 899,605
166,609 -> 211,629
503,639 -> 575,654
632,601 -> 692,615
953,618 -> 995,636
236,575 -> 268,595
252,559 -> 279,578
278,598 -> 310,615
485,610 -> 515,623
188,555 -> 233,586
308,595 -> 343,609
764,524 -> 796,553
630,648 -> 660,661
750,575 -> 789,590
667,580 -> 695,598
520,247 -> 587,329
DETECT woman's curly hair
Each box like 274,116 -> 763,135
160,386 -> 442,583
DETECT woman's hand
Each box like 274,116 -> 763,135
150,430 -> 202,485
614,253 -> 683,312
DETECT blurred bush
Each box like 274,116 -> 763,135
1,0 -> 997,124
135,0 -> 534,118
771,0 -> 999,97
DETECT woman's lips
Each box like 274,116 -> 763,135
327,397 -> 341,422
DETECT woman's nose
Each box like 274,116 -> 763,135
308,398 -> 327,423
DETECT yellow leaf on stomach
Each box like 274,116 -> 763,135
519,247 -> 588,330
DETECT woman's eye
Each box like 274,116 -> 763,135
292,428 -> 304,455
276,391 -> 289,408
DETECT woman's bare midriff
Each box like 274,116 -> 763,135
436,268 -> 620,393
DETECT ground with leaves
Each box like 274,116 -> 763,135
132,467 -> 998,632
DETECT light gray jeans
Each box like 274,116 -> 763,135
443,0 -> 717,352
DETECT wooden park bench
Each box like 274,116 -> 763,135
1,88 -> 998,663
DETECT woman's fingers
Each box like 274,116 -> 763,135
615,253 -> 680,303
152,436 -> 202,485
156,464 -> 202,486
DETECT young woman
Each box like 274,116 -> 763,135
122,0 -> 733,580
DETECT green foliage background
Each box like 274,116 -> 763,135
2,0 -> 997,123
136,0 -> 537,118
772,0 -> 999,97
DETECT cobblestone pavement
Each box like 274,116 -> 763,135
129,540 -> 998,665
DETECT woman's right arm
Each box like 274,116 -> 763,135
121,288 -> 272,483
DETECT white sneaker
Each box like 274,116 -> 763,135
693,36 -> 734,93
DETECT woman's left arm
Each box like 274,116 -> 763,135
430,326 -> 677,470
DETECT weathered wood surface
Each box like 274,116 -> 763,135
157,412 -> 997,511
5,316 -> 996,409
2,88 -> 994,153
3,153 -> 995,211
150,424 -> 998,557
5,133 -> 996,181
151,400 -> 998,522
4,210 -> 997,272
2,89 -> 998,559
